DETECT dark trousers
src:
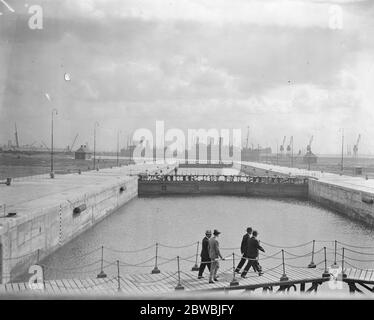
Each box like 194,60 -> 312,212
241,258 -> 262,276
198,259 -> 211,277
235,255 -> 247,272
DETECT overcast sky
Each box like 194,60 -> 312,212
1,0 -> 374,154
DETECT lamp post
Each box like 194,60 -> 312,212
93,122 -> 99,170
50,108 -> 58,178
117,130 -> 121,167
340,128 -> 344,172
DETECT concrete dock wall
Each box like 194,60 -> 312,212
139,181 -> 308,199
308,179 -> 374,227
0,177 -> 137,283
0,163 -> 176,283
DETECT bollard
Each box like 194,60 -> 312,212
117,260 -> 121,292
5,178 -> 11,186
341,248 -> 347,279
50,171 -> 55,179
332,240 -> 338,267
191,241 -> 200,271
97,246 -> 107,278
230,253 -> 239,286
151,243 -> 161,274
175,256 -> 184,290
308,240 -> 316,268
78,169 -> 81,175
280,250 -> 289,281
322,247 -> 330,278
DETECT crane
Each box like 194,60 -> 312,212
41,141 -> 50,151
280,136 -> 286,153
353,134 -> 361,157
286,136 -> 293,153
70,134 -> 79,151
306,136 -> 313,153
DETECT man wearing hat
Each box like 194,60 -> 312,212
197,230 -> 212,279
235,227 -> 252,274
208,229 -> 225,284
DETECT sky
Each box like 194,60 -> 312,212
0,0 -> 374,154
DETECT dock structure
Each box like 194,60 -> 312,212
1,159 -> 374,294
1,238 -> 374,296
0,162 -> 177,283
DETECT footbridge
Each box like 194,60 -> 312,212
1,239 -> 374,296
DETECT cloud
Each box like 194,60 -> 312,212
0,0 -> 374,154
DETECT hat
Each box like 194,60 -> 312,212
213,229 -> 221,236
205,230 -> 212,235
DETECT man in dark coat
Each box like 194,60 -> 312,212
241,230 -> 265,278
197,230 -> 212,279
235,227 -> 252,273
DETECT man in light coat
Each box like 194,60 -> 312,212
208,229 -> 225,284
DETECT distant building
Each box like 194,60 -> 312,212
75,145 -> 92,160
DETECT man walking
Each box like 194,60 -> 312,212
241,230 -> 265,278
235,227 -> 252,273
208,229 -> 225,284
197,230 -> 212,279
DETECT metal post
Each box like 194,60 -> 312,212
37,249 -> 40,264
191,241 -> 200,271
97,246 -> 107,278
280,249 -> 288,281
175,256 -> 184,290
332,240 -> 338,267
41,265 -> 46,291
341,248 -> 347,279
50,109 -> 57,178
117,260 -> 121,292
230,253 -> 239,286
308,240 -> 316,268
322,247 -> 330,277
93,122 -> 99,170
341,129 -> 344,172
151,243 -> 160,274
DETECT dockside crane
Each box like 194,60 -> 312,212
280,136 -> 286,154
286,136 -> 293,154
68,133 -> 79,152
307,136 -> 313,153
41,141 -> 50,151
353,134 -> 361,157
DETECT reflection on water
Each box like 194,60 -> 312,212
20,195 -> 374,283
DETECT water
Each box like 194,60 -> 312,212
25,195 -> 374,284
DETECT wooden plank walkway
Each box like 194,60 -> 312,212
345,267 -> 374,284
0,265 -> 335,296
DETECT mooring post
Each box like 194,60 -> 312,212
152,243 -> 161,274
191,241 -> 200,271
322,247 -> 330,277
175,256 -> 184,290
230,253 -> 239,286
97,246 -> 107,278
280,250 -> 289,281
308,240 -> 316,268
117,260 -> 121,292
341,247 -> 347,279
